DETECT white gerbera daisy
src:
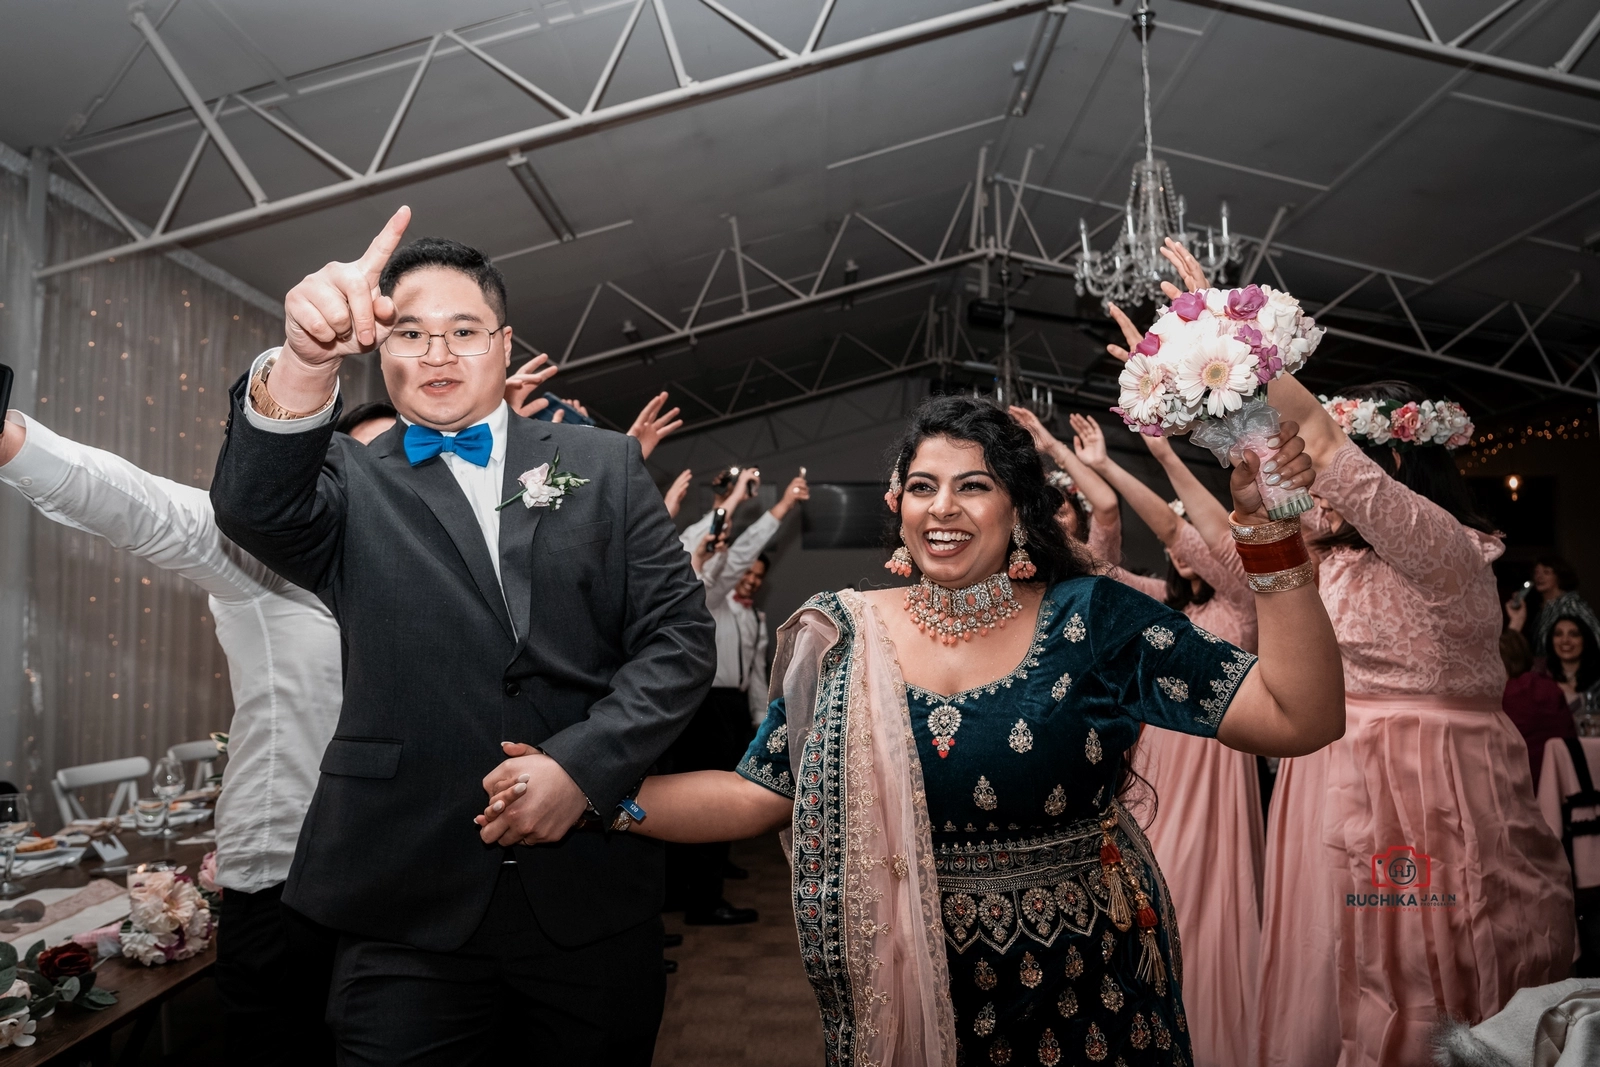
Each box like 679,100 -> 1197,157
1117,354 -> 1172,424
1173,332 -> 1257,417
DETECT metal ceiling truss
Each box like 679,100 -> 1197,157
1183,0 -> 1600,97
37,0 -> 1054,279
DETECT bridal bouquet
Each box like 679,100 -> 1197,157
120,866 -> 214,967
1113,284 -> 1325,519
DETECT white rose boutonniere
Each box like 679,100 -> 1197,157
497,451 -> 590,512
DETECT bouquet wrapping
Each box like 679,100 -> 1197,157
1114,284 -> 1325,520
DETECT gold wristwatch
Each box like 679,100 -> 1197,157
249,355 -> 334,421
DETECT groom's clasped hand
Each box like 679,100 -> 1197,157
476,741 -> 587,846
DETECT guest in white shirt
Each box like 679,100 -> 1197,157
0,402 -> 399,1066
665,473 -> 807,925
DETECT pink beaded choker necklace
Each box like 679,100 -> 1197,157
904,573 -> 1022,645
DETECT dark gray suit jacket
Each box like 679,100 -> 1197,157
210,377 -> 714,951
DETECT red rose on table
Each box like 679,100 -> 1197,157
38,942 -> 94,981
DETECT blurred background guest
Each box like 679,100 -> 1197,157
1507,555 -> 1600,654
665,470 -> 808,925
1500,629 -> 1576,789
1546,615 -> 1600,719
1008,405 -> 1118,554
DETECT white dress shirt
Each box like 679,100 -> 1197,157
244,349 -> 511,579
700,510 -> 778,721
1,411 -> 342,893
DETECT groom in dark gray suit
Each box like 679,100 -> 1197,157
210,207 -> 714,1065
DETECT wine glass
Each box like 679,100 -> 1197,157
0,793 -> 34,899
151,756 -> 186,839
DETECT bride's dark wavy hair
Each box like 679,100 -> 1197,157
884,395 -> 1092,585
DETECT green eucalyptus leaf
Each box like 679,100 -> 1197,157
56,976 -> 79,1000
22,942 -> 42,969
82,987 -> 116,1010
0,996 -> 28,1016
0,942 -> 18,969
31,993 -> 57,1017
0,966 -> 17,990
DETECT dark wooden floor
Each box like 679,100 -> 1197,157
655,836 -> 825,1066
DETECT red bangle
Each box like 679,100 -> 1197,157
1234,532 -> 1310,575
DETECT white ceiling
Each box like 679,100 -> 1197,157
4,0 -> 1599,428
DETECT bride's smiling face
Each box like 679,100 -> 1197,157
900,436 -> 1015,588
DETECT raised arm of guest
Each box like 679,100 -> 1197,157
679,465 -> 760,552
1008,405 -> 1117,515
2,410 -> 272,603
702,473 -> 809,597
626,392 -> 683,461
1144,433 -> 1234,555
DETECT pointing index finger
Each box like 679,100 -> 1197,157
359,205 -> 412,284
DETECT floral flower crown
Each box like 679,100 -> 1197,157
1320,395 -> 1474,450
1046,470 -> 1095,515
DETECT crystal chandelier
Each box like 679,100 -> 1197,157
1074,2 -> 1244,308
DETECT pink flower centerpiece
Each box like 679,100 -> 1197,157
1112,284 -> 1325,519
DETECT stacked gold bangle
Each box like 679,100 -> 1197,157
1229,512 -> 1315,594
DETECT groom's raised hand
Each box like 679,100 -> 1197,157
476,742 -> 588,846
285,205 -> 412,364
265,206 -> 411,414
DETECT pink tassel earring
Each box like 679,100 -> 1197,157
886,533 -> 914,578
1008,521 -> 1037,580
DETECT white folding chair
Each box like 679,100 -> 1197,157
51,756 -> 151,827
166,739 -> 222,791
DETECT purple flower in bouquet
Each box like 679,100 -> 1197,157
1226,285 -> 1267,320
1171,292 -> 1207,322
1254,346 -> 1282,384
1134,332 -> 1161,356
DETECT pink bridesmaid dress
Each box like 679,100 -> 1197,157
1258,442 -> 1574,1067
1109,521 -> 1264,1067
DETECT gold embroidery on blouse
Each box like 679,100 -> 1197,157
1008,719 -> 1034,753
1058,987 -> 1078,1017
973,1001 -> 996,1037
1044,784 -> 1067,817
1101,929 -> 1116,961
767,723 -> 789,753
1064,944 -> 1084,979
974,775 -> 998,811
974,958 -> 998,991
988,1037 -> 1012,1065
1156,677 -> 1189,702
1063,614 -> 1086,643
1085,728 -> 1103,765
1130,1013 -> 1151,1050
1143,625 -> 1175,650
928,704 -> 962,758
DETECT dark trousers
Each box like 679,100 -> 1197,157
216,881 -> 338,1067
327,864 -> 665,1066
664,687 -> 756,913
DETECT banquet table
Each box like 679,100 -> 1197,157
0,830 -> 215,1066
1537,735 -> 1600,890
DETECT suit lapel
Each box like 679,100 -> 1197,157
498,415 -> 557,642
376,426 -> 515,642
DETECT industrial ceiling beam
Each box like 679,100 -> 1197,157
37,0 -> 1052,279
1181,0 -> 1600,96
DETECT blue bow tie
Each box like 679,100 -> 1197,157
403,422 -> 493,467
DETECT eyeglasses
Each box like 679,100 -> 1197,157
384,326 -> 504,358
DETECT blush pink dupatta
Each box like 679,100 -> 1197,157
772,590 -> 956,1067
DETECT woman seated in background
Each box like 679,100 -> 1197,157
1507,555 -> 1600,654
1499,629 -> 1575,789
1547,614 -> 1600,719
480,395 -> 1346,1067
